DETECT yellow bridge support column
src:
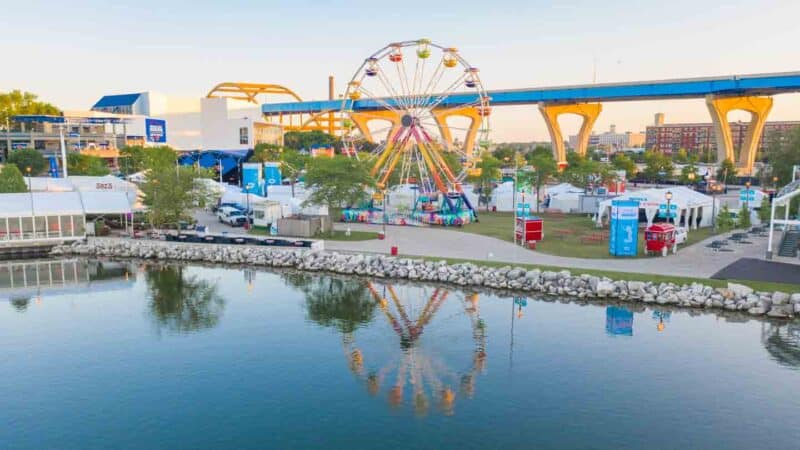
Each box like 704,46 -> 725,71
538,103 -> 602,167
431,106 -> 483,161
706,95 -> 773,176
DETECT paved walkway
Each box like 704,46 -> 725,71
327,223 -> 772,278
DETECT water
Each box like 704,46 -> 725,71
1,259 -> 799,450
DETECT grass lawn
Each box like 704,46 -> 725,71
460,211 -> 724,259
410,255 -> 800,294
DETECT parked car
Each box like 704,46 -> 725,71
217,207 -> 247,227
674,226 -> 688,245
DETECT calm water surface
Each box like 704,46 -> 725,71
1,259 -> 798,450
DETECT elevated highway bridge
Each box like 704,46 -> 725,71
261,71 -> 800,175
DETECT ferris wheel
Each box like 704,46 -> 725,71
339,39 -> 491,225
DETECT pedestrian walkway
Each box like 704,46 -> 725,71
327,223 -> 772,279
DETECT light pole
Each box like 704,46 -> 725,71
665,190 -> 673,225
245,182 -> 254,230
505,155 -> 519,246
687,171 -> 695,188
26,166 -> 34,238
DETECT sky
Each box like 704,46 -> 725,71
3,0 -> 800,142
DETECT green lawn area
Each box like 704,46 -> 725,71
460,211 -> 723,259
411,255 -> 800,294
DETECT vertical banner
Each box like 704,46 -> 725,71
609,199 -> 639,256
263,162 -> 282,191
241,163 -> 264,196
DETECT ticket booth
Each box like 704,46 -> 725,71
515,216 -> 543,247
645,223 -> 677,256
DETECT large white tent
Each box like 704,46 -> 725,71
490,181 -> 515,212
545,183 -> 584,213
597,186 -> 716,229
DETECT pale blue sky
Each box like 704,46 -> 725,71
3,0 -> 800,141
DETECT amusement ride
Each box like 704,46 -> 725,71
343,282 -> 487,416
338,39 -> 491,226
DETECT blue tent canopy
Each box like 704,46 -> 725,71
177,149 -> 253,177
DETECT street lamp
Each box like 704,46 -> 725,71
687,172 -> 695,187
773,176 -> 779,189
245,182 -> 254,230
505,155 -> 519,245
665,190 -> 673,225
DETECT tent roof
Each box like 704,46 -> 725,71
0,192 -> 84,218
602,186 -> 713,208
80,191 -> 133,215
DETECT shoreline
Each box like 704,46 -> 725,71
50,238 -> 800,320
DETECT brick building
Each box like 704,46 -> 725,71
645,113 -> 800,155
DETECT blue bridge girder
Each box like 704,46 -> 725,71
261,71 -> 800,115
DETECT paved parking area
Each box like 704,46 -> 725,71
713,258 -> 800,284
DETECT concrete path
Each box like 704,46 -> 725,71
326,222 -> 772,278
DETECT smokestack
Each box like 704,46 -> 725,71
328,76 -> 334,100
654,113 -> 665,126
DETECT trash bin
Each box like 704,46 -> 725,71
378,231 -> 385,240
390,245 -> 398,256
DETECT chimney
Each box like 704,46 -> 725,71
328,76 -> 335,100
609,124 -> 617,134
654,113 -> 665,126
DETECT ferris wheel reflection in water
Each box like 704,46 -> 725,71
339,282 -> 488,417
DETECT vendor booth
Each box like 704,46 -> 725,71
597,187 -> 716,229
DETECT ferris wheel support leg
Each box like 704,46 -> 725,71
538,102 -> 602,168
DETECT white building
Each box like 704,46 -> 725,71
570,125 -> 646,151
200,97 -> 282,151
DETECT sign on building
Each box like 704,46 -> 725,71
145,118 -> 167,143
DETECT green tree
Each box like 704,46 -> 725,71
252,143 -> 283,162
492,145 -> 515,163
738,203 -> 752,229
7,148 -> 47,175
120,145 -> 177,175
611,153 -> 637,177
527,152 -> 558,212
716,158 -> 736,182
679,163 -> 699,185
470,154 -> 502,209
280,149 -> 310,197
0,90 -> 60,126
140,166 -> 213,227
527,145 -> 552,161
66,153 -> 110,176
0,163 -> 28,193
559,152 -> 612,188
717,205 -> 735,231
673,148 -> 689,164
641,151 -> 674,183
759,197 -> 772,224
767,127 -> 800,185
283,130 -> 339,151
304,155 -> 375,209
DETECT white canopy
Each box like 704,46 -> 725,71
80,191 -> 133,215
0,192 -> 84,218
597,186 -> 716,229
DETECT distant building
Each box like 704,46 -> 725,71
569,125 -> 645,151
645,113 -> 800,154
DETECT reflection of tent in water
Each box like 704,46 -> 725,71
606,307 -> 634,336
761,322 -> 800,369
340,282 -> 487,417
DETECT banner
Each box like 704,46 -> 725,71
263,162 -> 282,187
145,118 -> 167,143
609,199 -> 639,257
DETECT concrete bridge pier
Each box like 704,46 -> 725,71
706,95 -> 773,176
538,102 -> 602,168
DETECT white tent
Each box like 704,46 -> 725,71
545,183 -> 585,213
28,177 -> 74,192
490,181 -> 515,212
0,192 -> 84,218
80,191 -> 133,215
597,186 -> 716,229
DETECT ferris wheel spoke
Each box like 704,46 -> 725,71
417,59 -> 446,112
376,60 -> 412,112
357,85 -> 404,116
417,72 -> 469,114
